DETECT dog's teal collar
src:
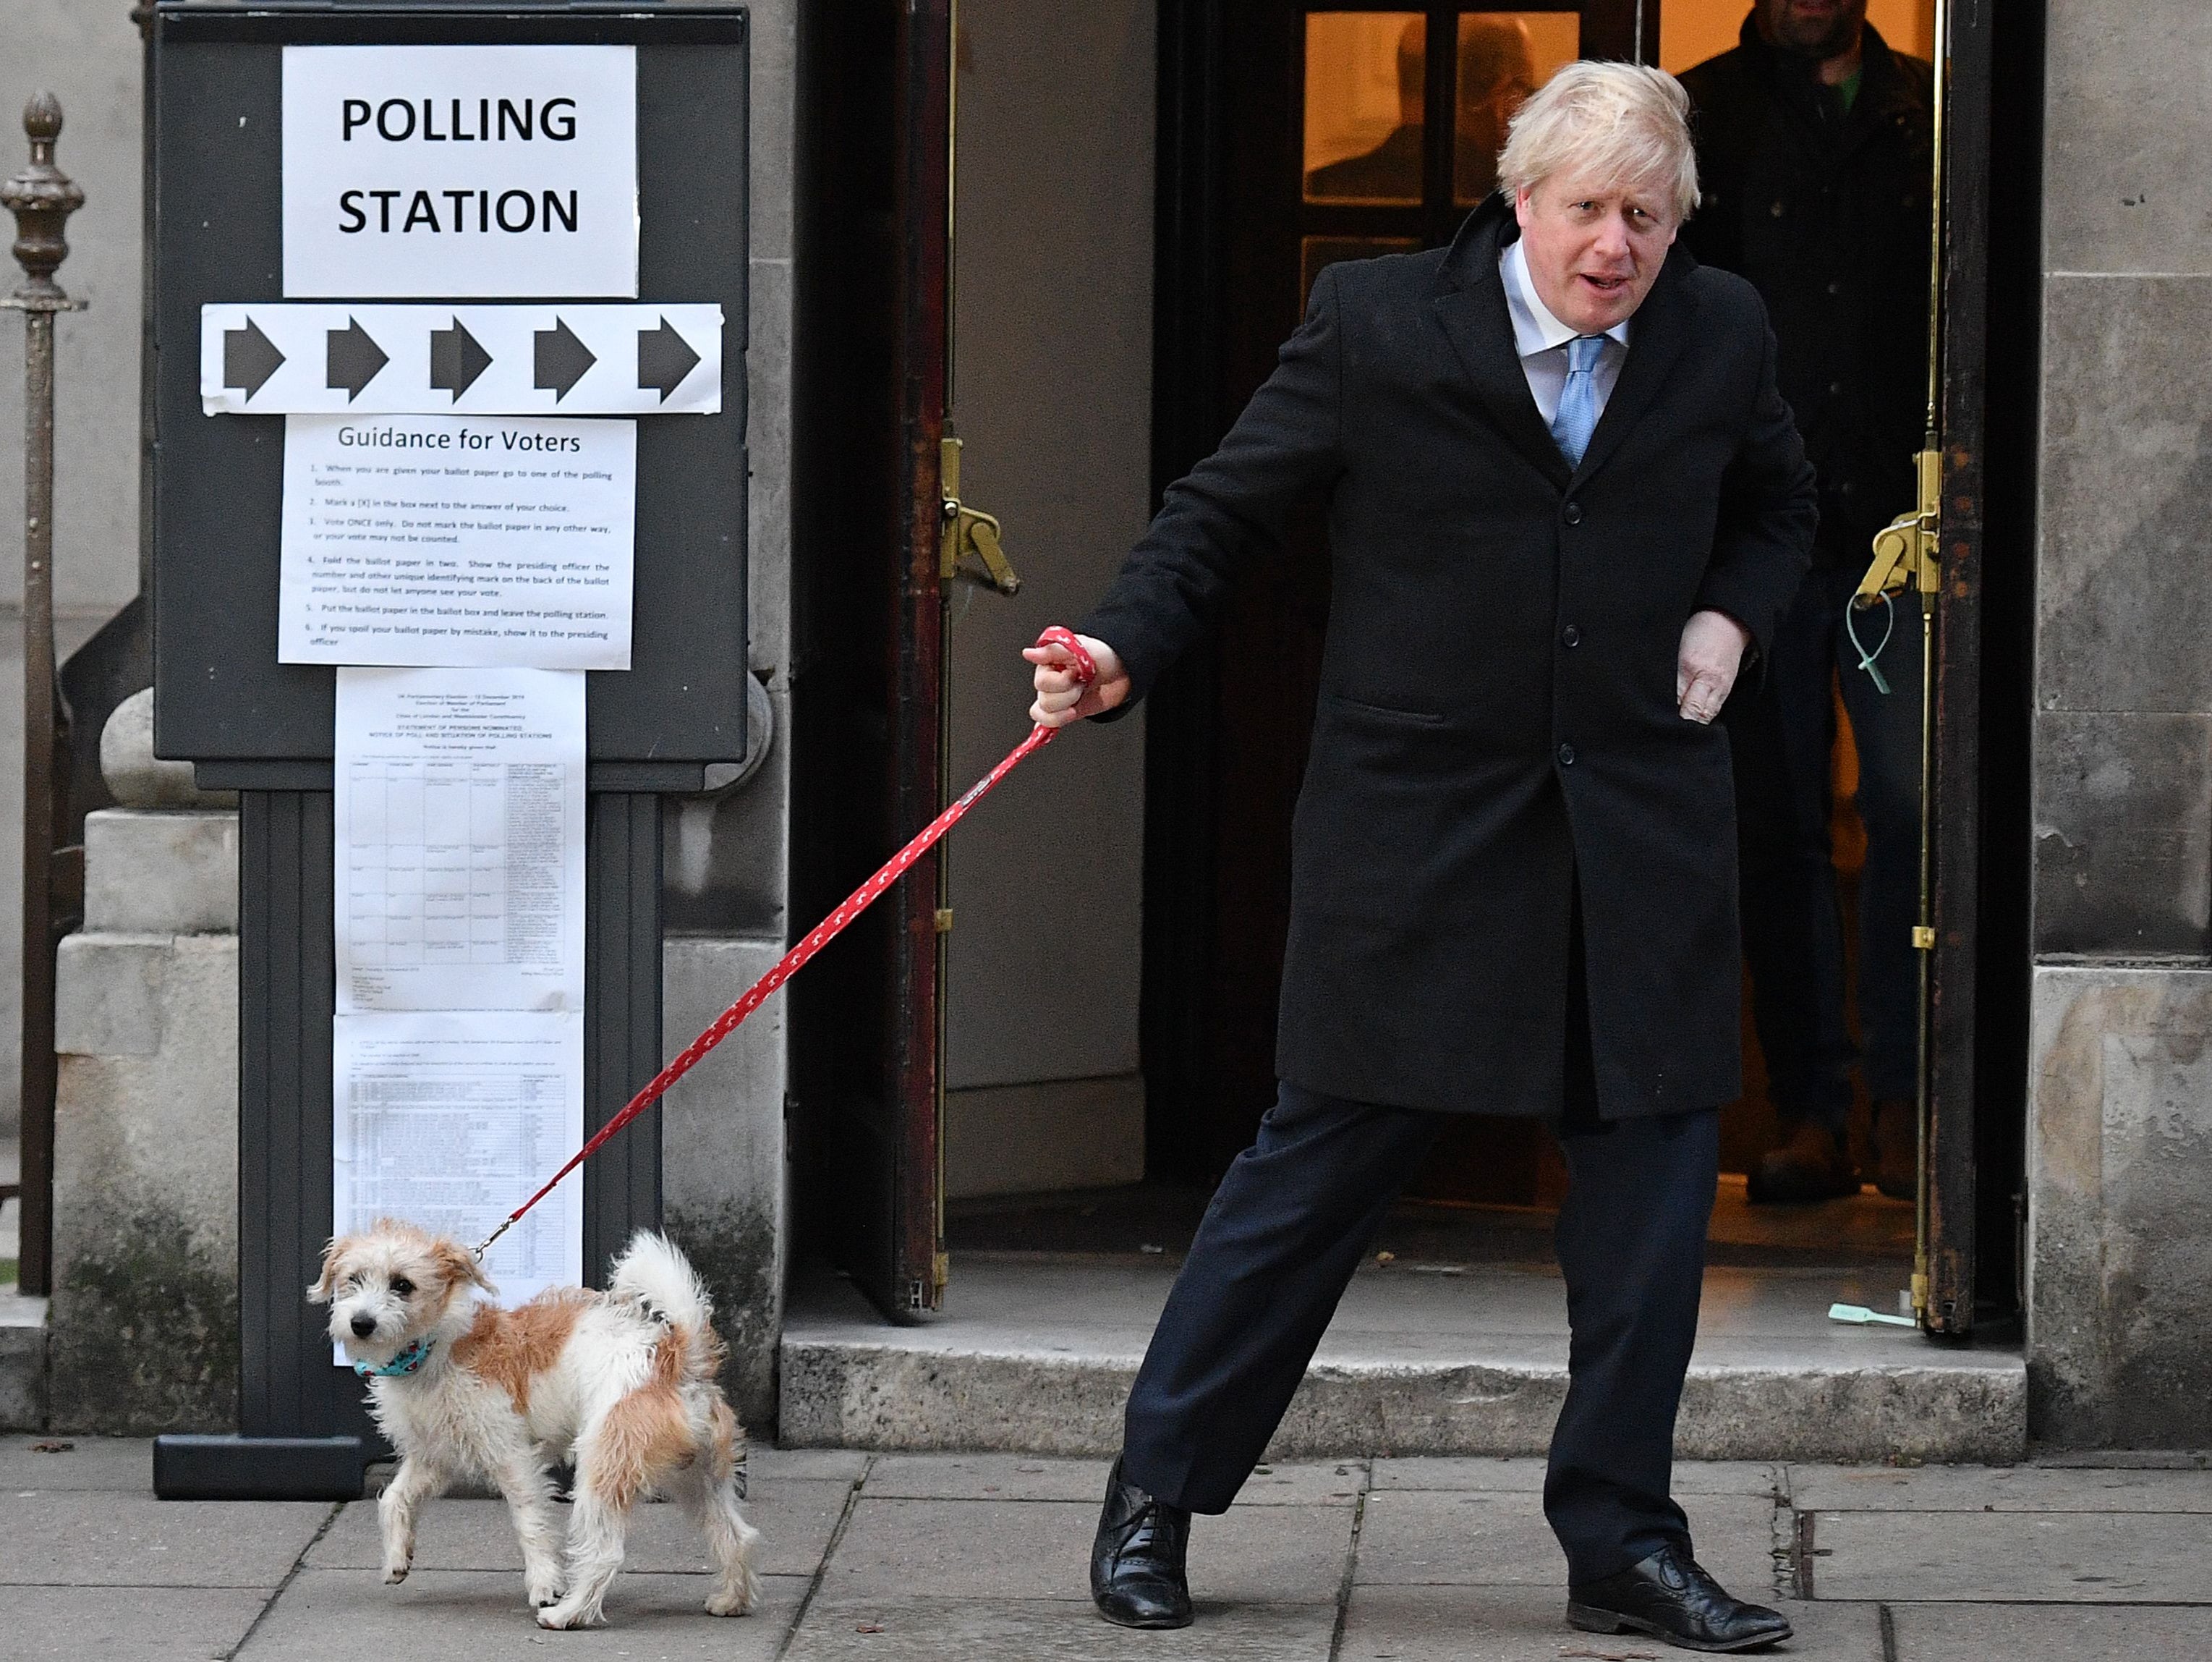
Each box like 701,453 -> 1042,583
354,1336 -> 436,1379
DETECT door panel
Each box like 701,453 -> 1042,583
794,0 -> 952,1320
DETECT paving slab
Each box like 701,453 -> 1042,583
1373,1457 -> 1781,1496
753,1446 -> 872,1483
1790,1462 -> 2212,1512
863,1453 -> 1113,1502
0,1584 -> 270,1661
308,1480 -> 851,1580
0,1491 -> 334,1587
1808,1508 -> 2212,1602
0,1433 -> 153,1491
1889,1602 -> 2212,1661
820,1496 -> 1353,1605
854,1452 -> 1366,1505
1353,1489 -> 1778,1595
237,1567 -> 809,1658
783,1595 -> 1338,1661
1338,1583 -> 1884,1661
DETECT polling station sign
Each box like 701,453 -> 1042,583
282,45 -> 638,300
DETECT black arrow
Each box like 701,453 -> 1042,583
429,318 -> 494,400
637,316 -> 702,403
223,318 -> 286,399
533,319 -> 597,401
326,317 -> 389,402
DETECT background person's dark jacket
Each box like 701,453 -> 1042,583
1077,200 -> 1816,1122
1679,17 -> 1934,566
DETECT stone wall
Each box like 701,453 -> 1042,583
49,809 -> 240,1433
2025,0 -> 2212,1446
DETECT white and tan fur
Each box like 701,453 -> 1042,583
310,1220 -> 760,1629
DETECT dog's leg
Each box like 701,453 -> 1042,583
490,1445 -> 565,1609
673,1457 -> 762,1616
535,1466 -> 631,1631
378,1454 -> 445,1584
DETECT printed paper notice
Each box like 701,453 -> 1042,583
280,413 -> 634,670
334,1010 -> 584,1311
336,666 -> 585,1014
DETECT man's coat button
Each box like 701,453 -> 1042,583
1562,625 -> 1581,648
1562,501 -> 1584,526
1557,742 -> 1576,766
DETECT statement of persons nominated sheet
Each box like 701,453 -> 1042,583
280,414 -> 635,670
333,1011 -> 584,1311
333,668 -> 587,1315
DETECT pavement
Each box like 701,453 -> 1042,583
4,1436 -> 2210,1660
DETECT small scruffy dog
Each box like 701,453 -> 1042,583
312,1220 -> 760,1629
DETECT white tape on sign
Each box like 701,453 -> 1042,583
200,303 -> 723,417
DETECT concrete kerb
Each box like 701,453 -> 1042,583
776,1340 -> 2028,1464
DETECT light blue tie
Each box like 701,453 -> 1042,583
1551,335 -> 1605,468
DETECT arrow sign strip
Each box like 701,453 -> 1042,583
199,304 -> 723,417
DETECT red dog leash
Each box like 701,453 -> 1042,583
475,626 -> 1097,1258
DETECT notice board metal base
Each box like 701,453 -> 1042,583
233,791 -> 663,1486
153,1433 -> 366,1501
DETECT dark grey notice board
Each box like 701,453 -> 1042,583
149,3 -> 752,790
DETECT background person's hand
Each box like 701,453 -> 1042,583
1024,632 -> 1129,727
1676,609 -> 1751,724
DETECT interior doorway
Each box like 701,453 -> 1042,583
1128,0 -> 1944,1260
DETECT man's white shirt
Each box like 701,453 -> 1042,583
1500,236 -> 1631,428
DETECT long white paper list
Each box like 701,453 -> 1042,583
336,666 -> 585,1015
280,412 -> 635,670
333,1011 -> 584,1310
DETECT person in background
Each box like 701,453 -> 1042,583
1306,15 -> 1538,203
1679,0 -> 1934,1203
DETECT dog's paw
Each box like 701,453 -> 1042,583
535,1599 -> 598,1631
382,1566 -> 410,1585
704,1584 -> 755,1617
526,1572 -> 564,1609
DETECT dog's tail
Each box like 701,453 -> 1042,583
609,1230 -> 725,1383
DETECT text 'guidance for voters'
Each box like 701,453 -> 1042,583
278,413 -> 637,670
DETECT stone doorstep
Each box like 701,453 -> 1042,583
777,1338 -> 2028,1467
0,1289 -> 51,1433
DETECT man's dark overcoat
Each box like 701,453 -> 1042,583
1079,200 -> 1817,1120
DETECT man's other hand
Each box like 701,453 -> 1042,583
1676,609 -> 1751,724
1024,632 -> 1130,728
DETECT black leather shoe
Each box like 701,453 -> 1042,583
1090,1455 -> 1194,1629
1746,1120 -> 1860,1205
1568,1544 -> 1793,1653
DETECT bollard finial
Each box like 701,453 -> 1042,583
23,93 -> 62,145
4,92 -> 85,307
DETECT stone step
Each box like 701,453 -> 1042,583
0,1289 -> 50,1432
779,1257 -> 2027,1466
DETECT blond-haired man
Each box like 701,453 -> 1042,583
1032,64 -> 1813,1652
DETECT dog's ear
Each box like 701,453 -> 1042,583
434,1238 -> 497,1297
307,1238 -> 345,1304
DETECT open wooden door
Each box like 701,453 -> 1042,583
794,0 -> 955,1319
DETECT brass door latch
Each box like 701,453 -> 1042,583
1858,447 -> 1941,606
940,436 -> 1021,595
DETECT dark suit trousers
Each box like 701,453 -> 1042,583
1120,1084 -> 1719,1584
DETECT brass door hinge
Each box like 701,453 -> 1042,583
940,436 -> 1022,595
